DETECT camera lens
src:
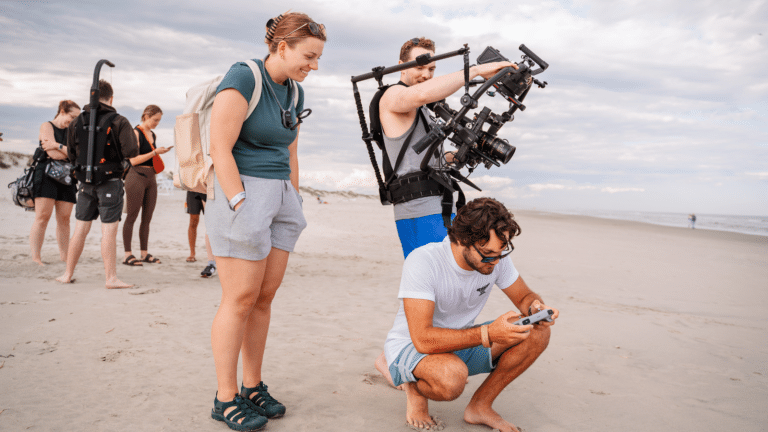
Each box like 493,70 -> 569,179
479,136 -> 515,164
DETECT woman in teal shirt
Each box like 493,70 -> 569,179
206,11 -> 326,431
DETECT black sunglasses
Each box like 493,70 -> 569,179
472,242 -> 514,263
410,37 -> 420,45
280,21 -> 325,39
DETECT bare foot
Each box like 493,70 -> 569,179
55,274 -> 74,284
404,382 -> 442,430
464,402 -> 521,432
105,277 -> 134,289
186,256 -> 196,262
33,258 -> 45,266
375,352 -> 404,390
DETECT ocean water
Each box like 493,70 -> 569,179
554,210 -> 768,237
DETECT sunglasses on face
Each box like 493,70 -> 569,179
280,21 -> 326,39
472,242 -> 514,263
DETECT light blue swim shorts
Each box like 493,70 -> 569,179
388,321 -> 496,388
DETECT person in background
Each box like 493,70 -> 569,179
186,191 -> 216,277
31,100 -> 81,265
121,105 -> 171,266
56,80 -> 139,288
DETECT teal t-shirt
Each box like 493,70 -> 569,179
216,58 -> 305,180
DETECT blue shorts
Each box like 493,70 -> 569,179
395,213 -> 454,258
388,321 -> 495,388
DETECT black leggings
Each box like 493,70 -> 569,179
122,166 -> 157,252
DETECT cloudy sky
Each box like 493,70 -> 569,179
1,0 -> 766,216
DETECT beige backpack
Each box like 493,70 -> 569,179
173,59 -> 299,198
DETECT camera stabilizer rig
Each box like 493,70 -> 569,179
350,43 -> 549,205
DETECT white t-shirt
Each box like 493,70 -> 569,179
384,236 -> 520,366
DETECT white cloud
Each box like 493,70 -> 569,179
601,187 -> 645,193
745,172 -> 768,180
0,0 -> 765,215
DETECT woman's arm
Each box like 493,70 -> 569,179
128,129 -> 170,166
209,88 -> 248,207
288,126 -> 300,192
39,122 -> 68,160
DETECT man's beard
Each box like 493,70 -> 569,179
462,248 -> 494,275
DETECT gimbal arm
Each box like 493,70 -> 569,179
351,46 -> 470,86
85,59 -> 115,183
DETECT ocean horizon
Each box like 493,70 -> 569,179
545,209 -> 768,237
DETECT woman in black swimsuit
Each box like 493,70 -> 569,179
30,100 -> 80,265
122,105 -> 171,266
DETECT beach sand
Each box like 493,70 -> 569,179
0,164 -> 766,432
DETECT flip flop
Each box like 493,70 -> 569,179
123,255 -> 143,266
142,254 -> 161,264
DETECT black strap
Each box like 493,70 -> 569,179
385,107 -> 430,187
389,172 -> 444,204
441,180 -> 466,229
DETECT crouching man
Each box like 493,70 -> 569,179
378,197 -> 559,432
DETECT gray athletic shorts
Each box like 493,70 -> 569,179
206,174 -> 306,261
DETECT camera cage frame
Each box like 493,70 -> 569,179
350,43 -> 548,203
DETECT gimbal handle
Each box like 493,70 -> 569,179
351,46 -> 470,85
519,44 -> 548,75
85,59 -> 115,183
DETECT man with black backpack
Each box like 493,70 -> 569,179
56,80 -> 139,288
375,37 -> 516,259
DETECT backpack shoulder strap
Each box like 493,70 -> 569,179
243,59 -> 263,119
97,111 -> 119,128
290,80 -> 300,107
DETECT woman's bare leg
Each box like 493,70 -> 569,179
54,200 -> 74,261
241,248 -> 290,387
30,197 -> 55,265
211,256 -> 267,401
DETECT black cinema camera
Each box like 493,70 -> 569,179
350,43 -> 549,208
412,44 -> 549,172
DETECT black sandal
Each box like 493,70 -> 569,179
141,253 -> 161,264
122,255 -> 143,266
211,394 -> 268,431
241,382 -> 286,419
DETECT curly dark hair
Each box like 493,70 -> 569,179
447,197 -> 521,247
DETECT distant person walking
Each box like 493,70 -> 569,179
30,100 -> 81,265
688,214 -> 697,229
206,11 -> 325,431
56,80 -> 139,288
186,191 -> 216,277
122,105 -> 171,266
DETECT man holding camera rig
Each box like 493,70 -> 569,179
378,197 -> 558,432
376,37 -> 518,258
56,80 -> 139,288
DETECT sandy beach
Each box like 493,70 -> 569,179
0,162 -> 766,432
